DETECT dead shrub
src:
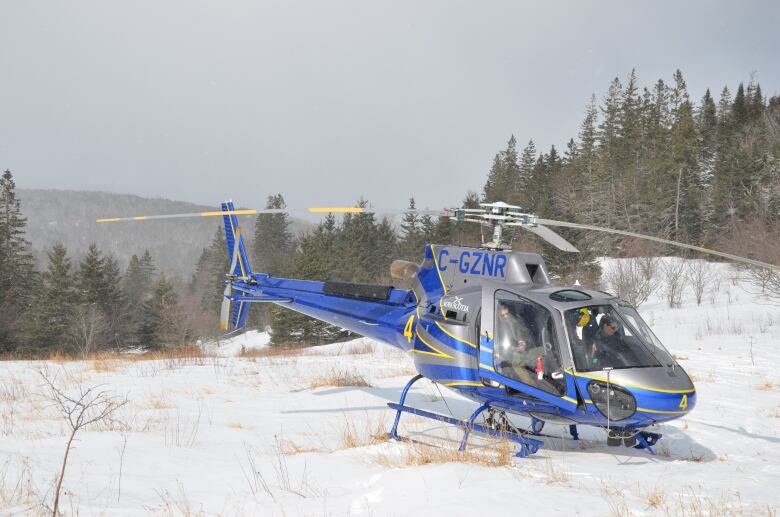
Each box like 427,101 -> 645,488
662,258 -> 688,308
602,256 -> 659,306
340,416 -> 389,449
239,346 -> 303,358
308,370 -> 371,389
376,438 -> 513,468
758,380 -> 776,391
345,342 -> 375,355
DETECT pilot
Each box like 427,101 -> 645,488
591,314 -> 621,367
496,302 -> 543,383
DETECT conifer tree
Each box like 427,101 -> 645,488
252,194 -> 296,329
76,244 -> 105,306
482,153 -> 505,203
0,169 -> 35,351
26,244 -> 75,353
399,198 -> 422,260
139,274 -> 185,349
518,140 -> 537,207
253,194 -> 295,275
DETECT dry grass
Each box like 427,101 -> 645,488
345,342 -> 375,355
90,357 -> 121,372
238,346 -> 303,358
758,380 -> 776,391
308,369 -> 372,389
340,416 -> 389,449
1,346 -> 212,363
0,378 -> 27,403
538,457 -> 570,485
148,393 -> 173,410
227,422 -> 244,429
376,438 -> 514,468
279,439 -> 327,456
645,487 -> 666,510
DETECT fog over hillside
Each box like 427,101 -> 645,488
18,189 -> 313,276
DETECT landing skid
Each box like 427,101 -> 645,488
607,428 -> 663,455
387,376 -> 543,458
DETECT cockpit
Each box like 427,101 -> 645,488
564,301 -> 675,372
490,288 -> 677,397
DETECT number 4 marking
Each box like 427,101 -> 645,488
403,314 -> 416,343
679,394 -> 688,410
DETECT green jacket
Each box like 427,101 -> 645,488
509,346 -> 544,370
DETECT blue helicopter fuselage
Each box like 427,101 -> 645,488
227,242 -> 696,435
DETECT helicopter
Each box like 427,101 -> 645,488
97,200 -> 780,458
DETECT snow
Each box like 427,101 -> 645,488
1,259 -> 779,515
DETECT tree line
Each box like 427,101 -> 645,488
2,68 -> 778,353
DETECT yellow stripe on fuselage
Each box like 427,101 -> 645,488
431,245 -> 448,295
444,381 -> 483,388
563,370 -> 695,394
636,407 -> 688,415
412,327 -> 453,359
434,321 -> 476,349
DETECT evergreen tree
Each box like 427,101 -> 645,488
399,197 -> 422,260
101,255 -> 125,349
76,244 -> 106,306
252,194 -> 295,276
123,250 -> 157,346
518,140 -> 537,208
252,194 -> 296,328
669,71 -> 702,242
482,153 -> 505,202
139,274 -> 185,349
0,169 -> 35,351
25,244 -> 75,353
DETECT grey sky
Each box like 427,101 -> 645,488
2,1 -> 779,218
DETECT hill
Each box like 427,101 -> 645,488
17,189 -> 312,276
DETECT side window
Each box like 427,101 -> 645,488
494,297 -> 565,396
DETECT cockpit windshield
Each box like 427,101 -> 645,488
564,302 -> 675,372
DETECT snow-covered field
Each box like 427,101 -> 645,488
1,260 -> 779,516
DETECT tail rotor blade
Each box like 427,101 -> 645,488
228,227 -> 241,277
220,284 -> 232,331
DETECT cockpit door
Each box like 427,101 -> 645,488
478,290 -> 577,411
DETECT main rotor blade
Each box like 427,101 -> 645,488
96,208 -> 284,223
537,219 -> 780,271
97,206 -> 442,223
509,223 -> 579,252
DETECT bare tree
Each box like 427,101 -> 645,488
70,304 -> 107,357
685,259 -> 717,306
602,257 -> 659,307
661,259 -> 687,308
39,371 -> 127,516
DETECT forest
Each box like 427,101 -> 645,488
1,69 -> 778,354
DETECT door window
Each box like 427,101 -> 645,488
494,295 -> 565,395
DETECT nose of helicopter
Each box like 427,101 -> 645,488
573,366 -> 696,424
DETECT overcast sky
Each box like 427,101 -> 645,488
2,1 -> 779,217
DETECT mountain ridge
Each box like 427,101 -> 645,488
17,189 -> 313,277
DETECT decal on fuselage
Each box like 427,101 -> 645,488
441,296 -> 469,313
438,248 -> 507,279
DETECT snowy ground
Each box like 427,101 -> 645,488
1,260 -> 779,516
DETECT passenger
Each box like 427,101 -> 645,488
496,302 -> 543,383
